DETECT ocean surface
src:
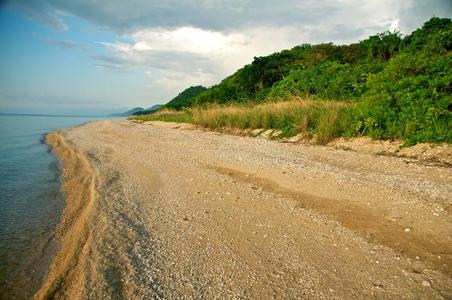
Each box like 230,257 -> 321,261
0,114 -> 102,299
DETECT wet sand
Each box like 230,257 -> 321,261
38,119 -> 452,299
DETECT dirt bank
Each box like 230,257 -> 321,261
40,119 -> 452,299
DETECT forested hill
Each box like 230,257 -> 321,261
171,17 -> 450,106
165,86 -> 207,109
161,17 -> 451,144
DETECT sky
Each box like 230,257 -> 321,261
0,0 -> 451,115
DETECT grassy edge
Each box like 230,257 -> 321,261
130,97 -> 358,144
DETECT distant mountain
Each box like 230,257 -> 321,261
132,104 -> 163,116
147,104 -> 162,111
165,86 -> 207,109
109,107 -> 145,117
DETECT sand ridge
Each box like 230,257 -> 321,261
35,132 -> 97,299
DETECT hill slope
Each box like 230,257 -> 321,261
162,17 -> 451,144
165,86 -> 207,109
132,104 -> 163,116
110,107 -> 145,117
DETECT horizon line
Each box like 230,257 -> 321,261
0,112 -> 107,118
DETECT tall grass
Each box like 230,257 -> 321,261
132,97 -> 357,144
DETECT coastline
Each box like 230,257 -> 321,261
0,114 -> 107,299
35,130 -> 97,299
36,119 -> 452,298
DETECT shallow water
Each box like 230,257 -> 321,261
0,114 -> 101,299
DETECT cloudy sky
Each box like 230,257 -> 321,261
0,0 -> 450,115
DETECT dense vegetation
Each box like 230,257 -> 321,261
165,86 -> 207,109
140,18 -> 452,144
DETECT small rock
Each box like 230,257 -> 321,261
404,228 -> 411,232
373,282 -> 383,288
422,280 -> 431,287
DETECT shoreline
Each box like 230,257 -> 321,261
35,130 -> 97,299
0,115 -> 104,299
36,119 -> 452,298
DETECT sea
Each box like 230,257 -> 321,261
0,114 -> 101,299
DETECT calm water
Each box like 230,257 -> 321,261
0,114 -> 101,299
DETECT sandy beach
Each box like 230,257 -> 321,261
38,119 -> 452,299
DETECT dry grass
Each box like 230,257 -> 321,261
191,97 -> 355,143
132,96 -> 356,144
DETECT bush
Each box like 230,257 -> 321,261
356,19 -> 452,144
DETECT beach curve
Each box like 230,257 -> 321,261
36,119 -> 452,299
35,131 -> 97,299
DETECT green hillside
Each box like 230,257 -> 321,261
165,86 -> 207,109
150,18 -> 451,144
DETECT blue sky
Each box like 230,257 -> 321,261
0,9 -> 150,115
0,0 -> 451,115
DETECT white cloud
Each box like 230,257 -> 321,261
95,10 -> 425,98
131,27 -> 246,55
5,0 -> 452,104
151,69 -> 218,95
390,19 -> 400,32
97,26 -> 308,85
